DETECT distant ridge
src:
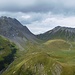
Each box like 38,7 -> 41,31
37,26 -> 75,41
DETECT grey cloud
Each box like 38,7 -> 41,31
0,0 -> 75,15
0,0 -> 75,34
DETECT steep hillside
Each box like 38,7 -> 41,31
37,26 -> 75,42
0,16 -> 38,50
0,35 -> 17,72
2,40 -> 75,75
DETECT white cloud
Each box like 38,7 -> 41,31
25,13 -> 75,34
21,15 -> 31,19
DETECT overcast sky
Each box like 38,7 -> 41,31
0,0 -> 75,34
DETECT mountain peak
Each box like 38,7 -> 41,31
37,26 -> 75,41
0,16 -> 15,21
54,26 -> 61,29
0,16 -> 14,19
0,16 -> 38,50
51,26 -> 75,33
0,16 -> 9,19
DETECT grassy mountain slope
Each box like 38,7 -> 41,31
2,39 -> 75,75
0,36 -> 17,71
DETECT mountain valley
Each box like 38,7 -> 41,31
0,16 -> 75,75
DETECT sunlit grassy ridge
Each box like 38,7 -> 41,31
44,39 -> 70,50
2,39 -> 75,75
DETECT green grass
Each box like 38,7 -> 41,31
44,39 -> 70,51
0,36 -> 17,60
2,39 -> 75,75
0,36 -> 17,71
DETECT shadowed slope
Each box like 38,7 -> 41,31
0,35 -> 17,72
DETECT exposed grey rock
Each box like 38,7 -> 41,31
0,16 -> 38,50
51,63 -> 62,75
37,26 -> 75,42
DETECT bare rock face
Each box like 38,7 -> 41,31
0,16 -> 38,50
51,63 -> 62,75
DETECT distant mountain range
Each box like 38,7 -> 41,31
37,26 -> 75,42
0,16 -> 75,44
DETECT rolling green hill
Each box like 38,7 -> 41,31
44,39 -> 71,50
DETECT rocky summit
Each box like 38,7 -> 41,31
37,26 -> 75,42
0,16 -> 38,50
